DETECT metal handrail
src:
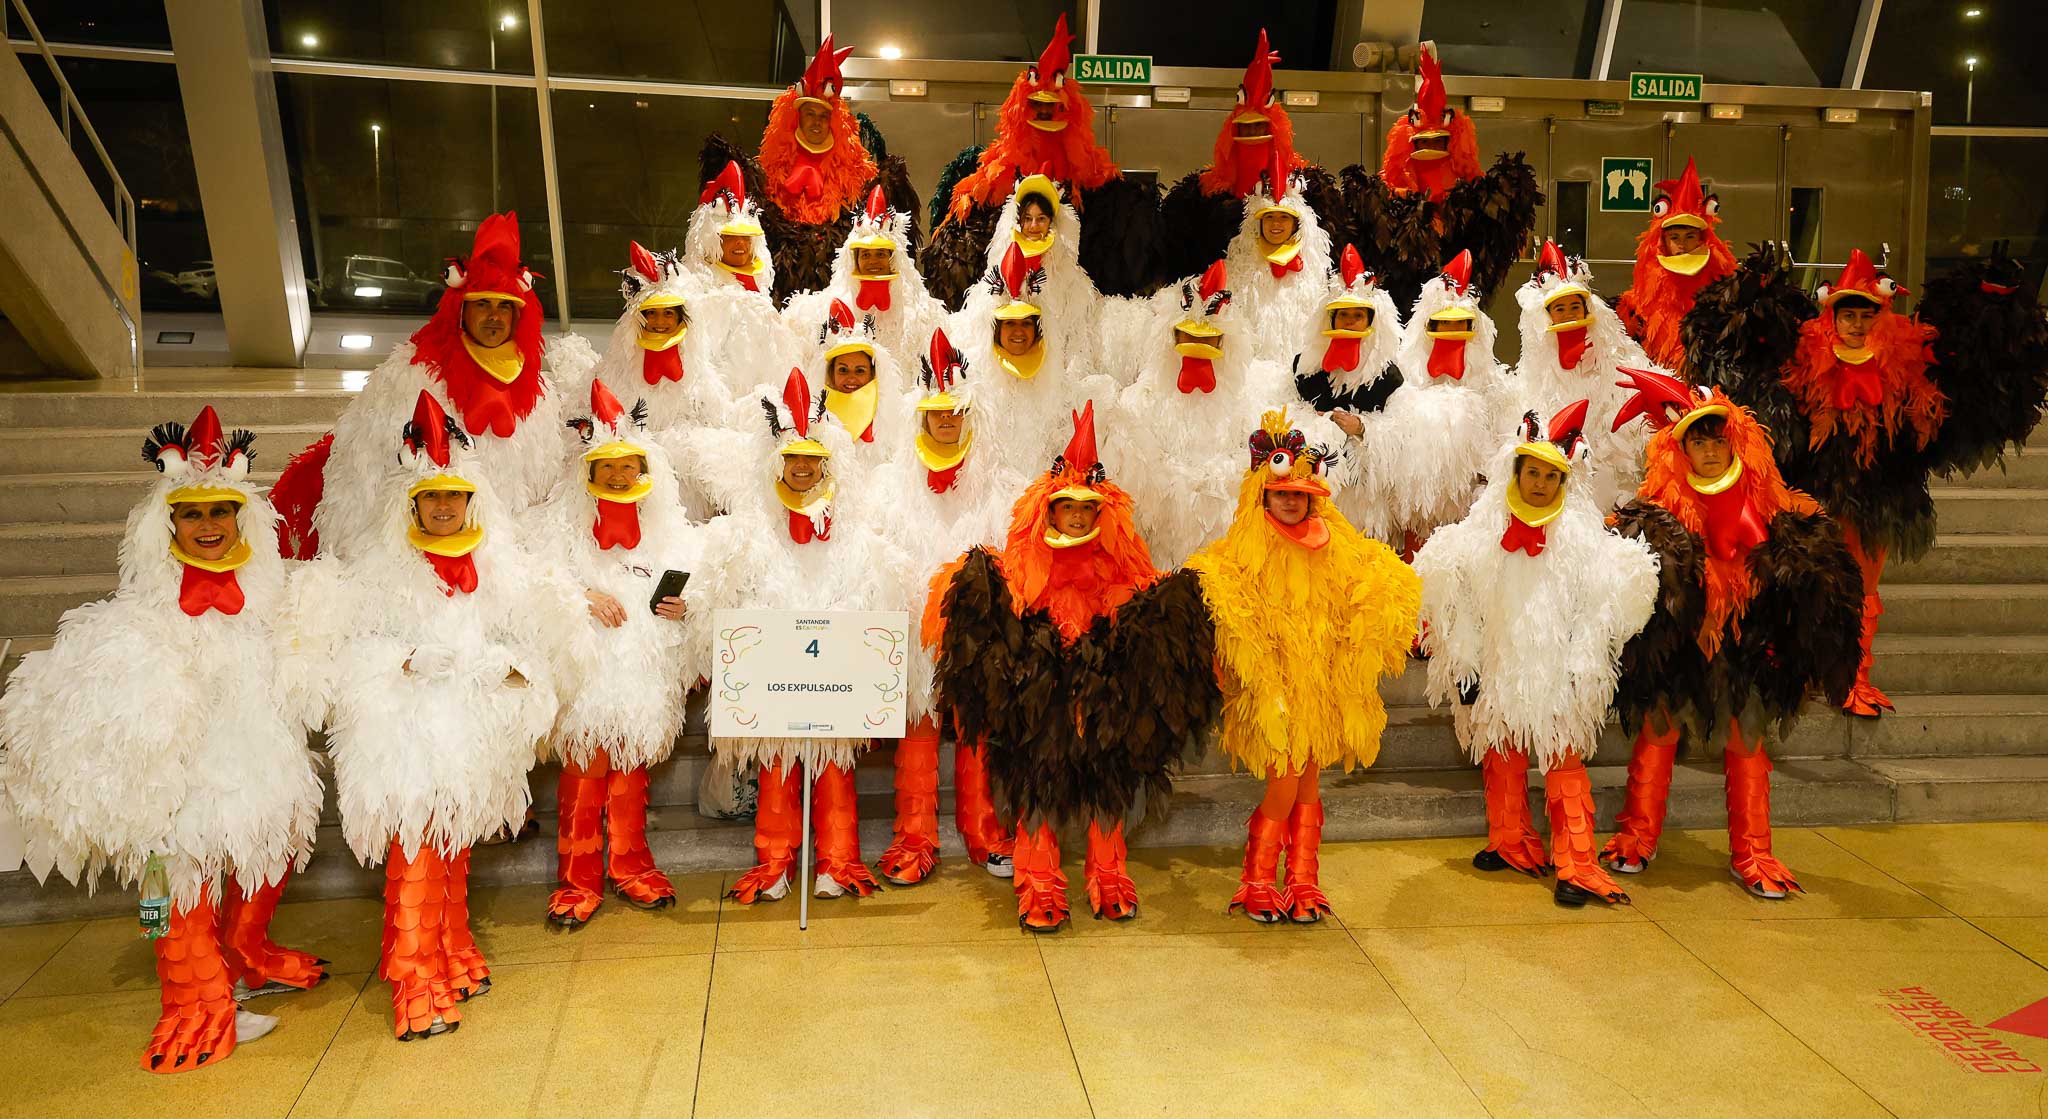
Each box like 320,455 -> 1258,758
4,0 -> 137,252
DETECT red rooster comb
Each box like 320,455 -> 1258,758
1241,28 -> 1279,110
1413,43 -> 1448,128
1818,248 -> 1905,307
1536,239 -> 1568,281
700,160 -> 747,207
1441,249 -> 1474,296
1036,12 -> 1074,81
798,33 -> 855,99
1611,366 -> 1705,432
629,240 -> 660,282
1000,241 -> 1029,298
1199,259 -> 1228,303
406,391 -> 457,467
1063,400 -> 1098,473
783,368 -> 812,439
1548,397 -> 1590,446
1339,244 -> 1366,288
863,184 -> 888,224
590,379 -> 626,428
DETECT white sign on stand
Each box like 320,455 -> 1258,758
708,610 -> 910,929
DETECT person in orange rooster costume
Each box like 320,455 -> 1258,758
1613,157 -> 1737,372
1686,243 -> 2048,717
1341,43 -> 1541,311
918,13 -> 1166,308
698,35 -> 921,306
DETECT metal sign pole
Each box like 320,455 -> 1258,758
799,763 -> 812,930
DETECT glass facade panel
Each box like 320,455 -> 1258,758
540,0 -> 809,83
265,0 -> 535,75
13,1 -> 171,49
1097,1 -> 1334,70
1420,0 -> 1603,79
274,74 -> 555,316
833,0 -> 1076,63
1927,136 -> 2048,293
551,91 -> 769,318
1866,1 -> 2048,126
1611,0 -> 1859,87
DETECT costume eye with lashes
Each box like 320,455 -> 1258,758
1652,197 -> 1671,218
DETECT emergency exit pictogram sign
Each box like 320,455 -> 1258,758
1600,157 -> 1654,212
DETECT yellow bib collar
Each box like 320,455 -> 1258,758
1321,326 -> 1374,341
409,523 -> 484,557
1262,240 -> 1304,267
997,342 -> 1045,380
795,130 -> 834,155
1043,526 -> 1099,549
916,429 -> 972,472
1546,315 -> 1594,335
776,479 -> 833,516
824,379 -> 879,436
461,335 -> 525,384
1658,250 -> 1711,277
1504,486 -> 1566,528
1012,230 -> 1056,258
1175,341 -> 1224,360
718,256 -> 766,279
1833,343 -> 1874,365
638,326 -> 687,352
169,537 -> 252,574
587,475 -> 654,504
1687,457 -> 1743,495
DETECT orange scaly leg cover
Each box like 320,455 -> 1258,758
879,717 -> 942,885
1477,747 -> 1550,875
441,847 -> 490,1000
728,762 -> 801,904
220,871 -> 328,990
1545,759 -> 1629,905
381,841 -> 461,1039
547,762 -> 608,926
1013,822 -> 1069,932
812,761 -> 880,897
1840,525 -> 1892,717
143,892 -> 238,1072
1724,727 -> 1800,897
605,765 -> 676,907
1602,721 -> 1679,870
1229,809 -> 1289,922
953,735 -> 1016,867
1283,801 -> 1334,922
1083,819 -> 1138,920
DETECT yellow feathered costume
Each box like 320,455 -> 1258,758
1186,410 -> 1420,778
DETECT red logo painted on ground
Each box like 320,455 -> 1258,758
1989,994 -> 2048,1041
1879,986 -> 2042,1073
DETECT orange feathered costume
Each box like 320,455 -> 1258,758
756,34 -> 877,227
1614,158 -> 1737,371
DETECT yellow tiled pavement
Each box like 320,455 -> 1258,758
1,823 -> 2045,1117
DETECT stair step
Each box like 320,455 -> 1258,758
0,389 -> 352,429
0,575 -> 113,636
1890,535 -> 2048,585
0,522 -> 124,577
0,423 -> 330,476
1850,693 -> 2048,758
1880,583 -> 2048,635
0,470 -> 281,525
17,753 -> 2042,925
1948,450 -> 2048,490
1929,488 -> 2048,533
1873,633 -> 2048,695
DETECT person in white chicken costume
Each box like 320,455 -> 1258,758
683,369 -> 910,903
948,240 -> 1089,477
681,160 -> 802,387
867,329 -> 1031,885
1290,244 -> 1407,531
1414,401 -> 1658,909
785,185 -> 947,365
1505,241 -> 1659,511
1351,249 -> 1505,553
272,213 -> 586,560
0,407 -> 325,1073
1098,258 -> 1346,567
1222,153 -> 1335,365
980,174 -> 1100,369
537,379 -> 704,928
802,295 -> 904,461
287,391 -> 572,1042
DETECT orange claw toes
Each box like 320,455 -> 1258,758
1557,864 -> 1631,905
1283,883 -> 1334,922
725,862 -> 792,905
877,834 -> 940,886
1085,868 -> 1139,921
1229,881 -> 1288,923
612,868 -> 677,909
816,858 -> 881,898
547,885 -> 604,927
1731,851 -> 1802,898
143,1002 -> 236,1073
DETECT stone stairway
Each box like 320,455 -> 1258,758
2,382 -> 2046,923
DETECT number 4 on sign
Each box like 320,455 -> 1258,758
804,639 -> 820,658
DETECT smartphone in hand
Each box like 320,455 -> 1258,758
650,569 -> 689,615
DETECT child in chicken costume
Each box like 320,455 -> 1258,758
785,185 -> 947,363
949,240 -> 1090,477
272,213 -> 581,559
1613,158 -> 1735,371
1687,245 -> 2048,717
538,380 -> 703,927
687,370 -> 907,902
681,161 -> 804,381
288,391 -> 569,1037
1185,412 -> 1418,923
1218,155 -> 1337,365
0,409 -> 324,1072
871,331 -> 1032,884
1505,241 -> 1659,511
1342,44 -> 1541,311
1600,369 -> 1862,898
697,36 -> 922,306
928,403 -> 1220,931
1414,401 -> 1658,908
919,13 -> 1164,307
1158,29 -> 1354,282
1291,246 -> 1408,532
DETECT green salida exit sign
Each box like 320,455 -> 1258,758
1629,71 -> 1702,102
1074,54 -> 1152,85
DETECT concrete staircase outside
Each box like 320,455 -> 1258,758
3,384 -> 2047,923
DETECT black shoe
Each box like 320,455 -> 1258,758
1472,848 -> 1511,872
1553,879 -> 1596,908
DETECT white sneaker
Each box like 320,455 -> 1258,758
983,853 -> 1015,880
233,977 -> 295,1002
758,872 -> 790,901
1606,851 -> 1654,875
814,871 -> 847,899
1731,866 -> 1789,900
234,1008 -> 279,1044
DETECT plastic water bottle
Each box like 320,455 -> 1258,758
138,855 -> 170,940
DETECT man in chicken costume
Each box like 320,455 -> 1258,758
1342,44 -> 1541,311
919,13 -> 1164,308
1158,29 -> 1354,281
273,213 -> 582,559
1614,158 -> 1735,372
687,370 -> 907,902
0,409 -> 325,1072
1505,241 -> 1659,511
695,36 -> 922,305
1185,412 -> 1418,923
1347,250 -> 1503,551
539,380 -> 703,926
928,403 -> 1220,930
1687,245 -> 2048,717
1600,369 -> 1862,898
288,391 -> 568,1037
681,161 -> 804,381
785,186 -> 947,362
872,331 -> 1032,884
1414,401 -> 1659,908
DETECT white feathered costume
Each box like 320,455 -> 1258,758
796,294 -> 904,464
681,159 -> 801,382
784,185 -> 947,363
1504,242 -> 1658,512
947,240 -> 1088,481
1289,245 -> 1406,534
287,391 -> 572,864
1222,162 -> 1334,365
0,409 -> 322,911
983,174 -> 1098,369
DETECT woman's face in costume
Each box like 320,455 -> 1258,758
781,454 -> 825,493
1264,489 -> 1311,526
997,318 -> 1040,356
590,456 -> 645,493
414,490 -> 471,537
719,235 -> 755,269
1258,212 -> 1299,248
1661,225 -> 1705,256
1017,199 -> 1053,240
797,101 -> 832,146
1515,459 -> 1566,509
1331,306 -> 1373,331
640,306 -> 681,335
1833,302 -> 1879,350
854,247 -> 893,276
1545,294 -> 1588,326
462,297 -> 520,348
1049,498 -> 1100,537
1682,430 -> 1733,480
171,500 -> 240,560
827,352 -> 875,393
923,410 -> 966,445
